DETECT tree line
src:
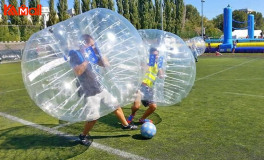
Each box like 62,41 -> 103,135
1,0 -> 264,41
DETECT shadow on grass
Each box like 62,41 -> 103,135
60,108 -> 162,133
0,125 -> 90,159
91,134 -> 130,140
0,125 -> 84,149
132,134 -> 152,140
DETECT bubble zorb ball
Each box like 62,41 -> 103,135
138,29 -> 196,106
186,37 -> 206,56
21,8 -> 146,122
141,122 -> 156,139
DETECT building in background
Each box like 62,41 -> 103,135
67,8 -> 75,17
239,8 -> 254,14
41,7 -> 50,28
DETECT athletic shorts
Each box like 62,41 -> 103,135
83,89 -> 119,121
139,84 -> 155,107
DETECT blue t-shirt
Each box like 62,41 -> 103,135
69,50 -> 102,97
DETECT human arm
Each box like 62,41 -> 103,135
69,50 -> 89,76
97,56 -> 110,67
74,61 -> 89,76
158,69 -> 165,79
90,45 -> 110,67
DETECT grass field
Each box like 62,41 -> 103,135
1,54 -> 264,160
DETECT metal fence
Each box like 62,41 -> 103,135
0,42 -> 25,63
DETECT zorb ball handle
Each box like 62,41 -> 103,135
157,56 -> 163,69
148,53 -> 156,66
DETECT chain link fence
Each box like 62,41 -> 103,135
0,25 -> 41,63
0,42 -> 25,63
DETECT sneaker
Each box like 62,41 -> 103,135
126,114 -> 134,124
139,119 -> 153,124
122,124 -> 138,130
79,134 -> 93,146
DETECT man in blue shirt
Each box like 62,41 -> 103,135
69,34 -> 137,146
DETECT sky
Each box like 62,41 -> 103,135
3,0 -> 264,20
185,0 -> 264,20
40,0 -> 264,20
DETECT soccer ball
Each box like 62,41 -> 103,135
140,122 -> 156,139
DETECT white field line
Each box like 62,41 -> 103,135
0,88 -> 25,94
224,92 -> 264,98
196,59 -> 257,81
52,122 -> 75,129
0,111 -> 149,160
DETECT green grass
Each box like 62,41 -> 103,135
0,55 -> 264,159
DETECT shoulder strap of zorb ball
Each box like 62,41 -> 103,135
148,53 -> 156,66
157,56 -> 163,69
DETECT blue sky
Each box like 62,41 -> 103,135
40,0 -> 264,20
3,0 -> 264,20
185,0 -> 264,20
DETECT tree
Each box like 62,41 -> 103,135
164,0 -> 172,31
204,19 -> 222,38
138,0 -> 154,29
232,10 -> 247,31
91,0 -> 97,9
212,14 -> 223,31
101,0 -> 108,8
47,0 -> 57,26
251,11 -> 264,31
175,0 -> 184,34
74,0 -> 80,15
20,0 -> 29,24
155,0 -> 162,29
19,0 -> 32,41
147,0 -> 155,29
116,0 -> 123,15
108,0 -> 114,11
170,0 -> 176,33
95,0 -> 101,7
28,0 -> 40,25
185,4 -> 200,24
0,0 -> 9,41
82,0 -> 90,12
7,0 -> 20,41
129,0 -> 140,29
123,0 -> 130,20
8,0 -> 21,25
1,0 -> 8,25
57,0 -> 69,22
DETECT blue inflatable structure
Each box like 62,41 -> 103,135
206,5 -> 264,53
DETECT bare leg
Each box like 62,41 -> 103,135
131,91 -> 141,116
114,107 -> 129,126
82,120 -> 97,135
140,103 -> 157,120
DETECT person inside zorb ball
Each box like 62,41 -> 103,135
21,8 -> 145,145
127,29 -> 196,124
186,36 -> 206,62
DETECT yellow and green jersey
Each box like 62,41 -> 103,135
142,63 -> 159,88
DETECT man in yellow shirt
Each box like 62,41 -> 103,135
127,47 -> 164,124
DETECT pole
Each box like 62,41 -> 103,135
160,0 -> 163,30
201,0 -> 205,39
44,15 -> 47,28
17,26 -> 20,41
79,0 -> 82,14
